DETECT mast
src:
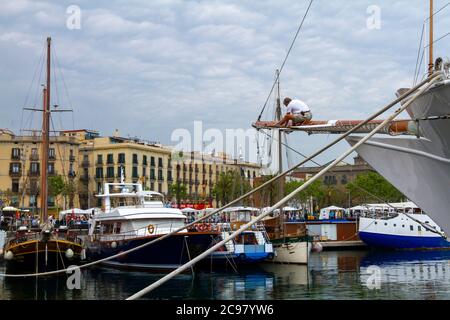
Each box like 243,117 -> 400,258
40,37 -> 51,223
275,69 -> 284,201
275,69 -> 285,239
428,0 -> 434,76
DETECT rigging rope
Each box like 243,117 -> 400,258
257,0 -> 314,121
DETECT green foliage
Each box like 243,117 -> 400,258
48,176 -> 65,197
212,170 -> 251,206
168,183 -> 188,200
346,172 -> 404,203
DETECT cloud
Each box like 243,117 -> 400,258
0,0 -> 449,166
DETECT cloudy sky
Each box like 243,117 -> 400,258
1,0 -> 449,168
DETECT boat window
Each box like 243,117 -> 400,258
384,223 -> 387,226
410,225 -> 414,231
418,226 -> 422,232
374,222 -> 377,225
393,224 -> 396,227
402,225 -> 405,228
114,222 -> 121,234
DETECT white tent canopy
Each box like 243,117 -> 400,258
319,206 -> 346,220
59,208 -> 92,219
2,206 -> 19,211
181,208 -> 198,213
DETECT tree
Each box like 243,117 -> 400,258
212,170 -> 251,206
168,182 -> 188,208
285,179 -> 327,210
346,172 -> 404,204
49,175 -> 79,210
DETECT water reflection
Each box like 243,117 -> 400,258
0,250 -> 449,299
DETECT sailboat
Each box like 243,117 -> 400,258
3,37 -> 85,273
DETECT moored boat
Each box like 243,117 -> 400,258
85,182 -> 220,271
358,209 -> 450,250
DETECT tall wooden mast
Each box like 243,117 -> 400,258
275,69 -> 284,202
40,37 -> 51,223
428,0 -> 434,76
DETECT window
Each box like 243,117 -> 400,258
150,182 -> 154,190
132,166 -> 138,178
142,167 -> 146,177
418,226 -> 422,232
158,157 -> 163,167
96,167 -> 104,178
48,163 -> 55,174
410,225 -> 414,231
49,148 -> 55,159
29,195 -> 36,207
97,154 -> 103,164
107,167 -> 115,178
11,148 -> 20,159
158,183 -> 162,193
151,156 -> 155,167
97,182 -> 102,193
118,153 -> 125,164
107,154 -> 114,164
143,155 -> 148,166
12,180 -> 19,193
30,162 -> 39,173
158,169 -> 163,181
69,163 -> 75,176
10,163 -> 21,173
132,153 -> 138,164
150,169 -> 155,180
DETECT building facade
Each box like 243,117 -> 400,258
71,130 -> 261,209
292,156 -> 374,189
0,129 -> 80,215
0,128 -> 262,212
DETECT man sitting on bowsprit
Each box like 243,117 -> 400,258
276,97 -> 312,127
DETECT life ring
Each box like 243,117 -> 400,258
147,224 -> 155,234
197,223 -> 211,232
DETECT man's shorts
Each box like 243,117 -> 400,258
293,111 -> 312,124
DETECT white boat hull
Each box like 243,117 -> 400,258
271,241 -> 312,264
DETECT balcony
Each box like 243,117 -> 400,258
69,155 -> 76,162
30,154 -> 39,161
49,155 -> 56,161
11,153 -> 20,160
96,160 -> 103,166
29,171 -> 40,177
48,170 -> 57,176
81,160 -> 90,168
9,170 -> 22,177
158,176 -> 164,181
95,174 -> 104,180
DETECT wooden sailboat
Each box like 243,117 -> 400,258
3,37 -> 84,273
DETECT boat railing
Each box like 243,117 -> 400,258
94,224 -> 186,242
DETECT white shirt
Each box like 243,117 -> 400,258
286,99 -> 310,114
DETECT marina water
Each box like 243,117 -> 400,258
1,250 -> 450,300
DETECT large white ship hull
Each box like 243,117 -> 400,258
347,80 -> 450,234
